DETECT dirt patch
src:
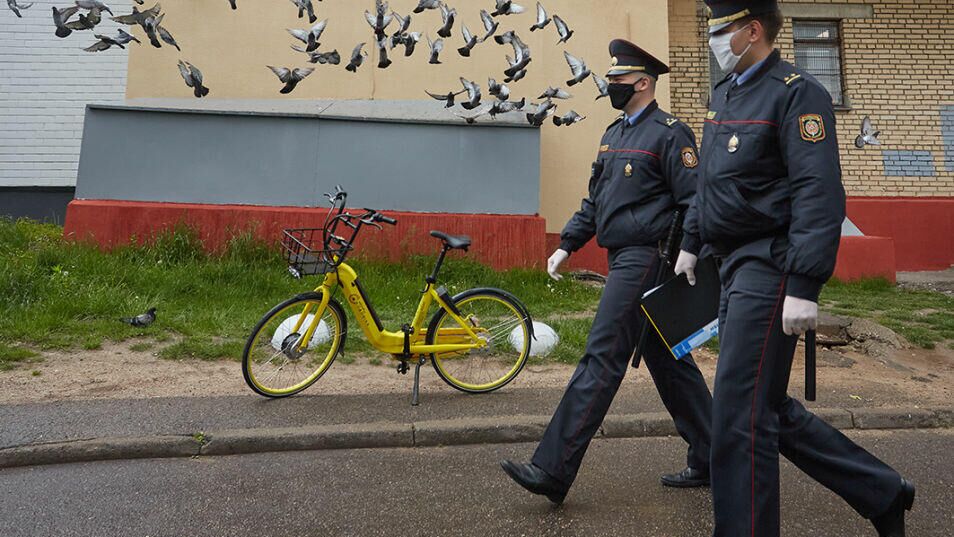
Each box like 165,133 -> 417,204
1,338 -> 952,408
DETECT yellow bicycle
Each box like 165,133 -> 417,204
242,186 -> 535,404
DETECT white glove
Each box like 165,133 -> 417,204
782,296 -> 818,336
674,250 -> 698,286
547,249 -> 569,281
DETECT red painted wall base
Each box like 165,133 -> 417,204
848,197 -> 954,271
63,200 -> 547,271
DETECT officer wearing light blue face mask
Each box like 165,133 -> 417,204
674,1 -> 915,536
501,39 -> 714,506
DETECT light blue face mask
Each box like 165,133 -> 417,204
708,24 -> 753,73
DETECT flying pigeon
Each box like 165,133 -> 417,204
110,3 -> 159,26
7,0 -> 34,18
399,32 -> 421,56
425,87 -> 465,108
457,23 -> 478,57
478,9 -> 498,42
121,307 -> 157,328
488,97 -> 526,118
539,86 -> 571,100
437,2 -> 455,38
488,78 -> 510,101
66,7 -> 102,31
553,14 -> 572,43
268,65 -> 314,94
553,110 -> 585,126
53,6 -> 83,37
503,55 -> 527,83
564,51 -> 591,86
530,2 -> 550,31
854,116 -> 881,148
178,60 -> 210,98
227,0 -> 236,9
491,0 -> 524,17
592,73 -> 609,100
157,23 -> 180,51
455,104 -> 492,124
345,42 -> 368,72
412,0 -> 439,14
290,0 -> 316,23
142,12 -> 163,48
84,29 -> 138,51
292,46 -> 341,65
288,20 -> 327,52
526,100 -> 556,126
459,77 -> 482,110
364,0 -> 392,40
427,34 -> 443,64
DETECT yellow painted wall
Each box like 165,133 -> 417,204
125,0 -> 671,232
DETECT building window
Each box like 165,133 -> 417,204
793,20 -> 845,106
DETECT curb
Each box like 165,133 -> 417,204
2,406 -> 952,470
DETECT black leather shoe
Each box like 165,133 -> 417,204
500,460 -> 568,505
660,467 -> 710,488
871,478 -> 915,537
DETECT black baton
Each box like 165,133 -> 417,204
805,330 -> 817,401
631,210 -> 683,369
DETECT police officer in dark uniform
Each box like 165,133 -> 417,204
500,40 -> 714,504
674,1 -> 914,535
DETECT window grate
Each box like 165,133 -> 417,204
793,19 -> 845,106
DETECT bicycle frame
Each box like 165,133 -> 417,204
288,263 -> 487,356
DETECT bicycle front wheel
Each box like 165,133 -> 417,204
426,288 -> 532,393
242,292 -> 347,398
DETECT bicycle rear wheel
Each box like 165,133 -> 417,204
242,292 -> 347,398
426,288 -> 532,393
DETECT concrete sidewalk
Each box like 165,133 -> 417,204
1,385 -> 951,470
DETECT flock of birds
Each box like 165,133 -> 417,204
7,0 -> 606,126
6,0 -> 887,135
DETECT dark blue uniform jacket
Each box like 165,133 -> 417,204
681,50 -> 846,302
559,100 -> 699,253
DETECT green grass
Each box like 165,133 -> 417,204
0,343 -> 41,371
820,278 -> 954,349
3,217 -> 950,366
0,218 -> 601,363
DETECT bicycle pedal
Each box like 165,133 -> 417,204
396,360 -> 409,375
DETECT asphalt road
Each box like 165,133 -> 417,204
1,430 -> 951,537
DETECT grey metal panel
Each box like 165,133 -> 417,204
313,120 -> 539,214
76,107 -> 323,207
75,104 -> 540,215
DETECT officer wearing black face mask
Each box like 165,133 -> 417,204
500,39 -> 714,505
674,1 -> 914,536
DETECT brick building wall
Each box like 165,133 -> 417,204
667,0 -> 954,196
0,0 -> 133,189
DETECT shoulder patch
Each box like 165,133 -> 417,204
680,147 -> 699,168
599,144 -> 610,153
798,114 -> 826,143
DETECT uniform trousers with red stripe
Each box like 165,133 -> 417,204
711,237 -> 902,537
532,245 -> 713,488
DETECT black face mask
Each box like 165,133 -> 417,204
608,82 -> 638,110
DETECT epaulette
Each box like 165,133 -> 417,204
772,70 -> 805,87
655,114 -> 680,128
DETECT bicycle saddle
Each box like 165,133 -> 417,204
430,230 -> 472,251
